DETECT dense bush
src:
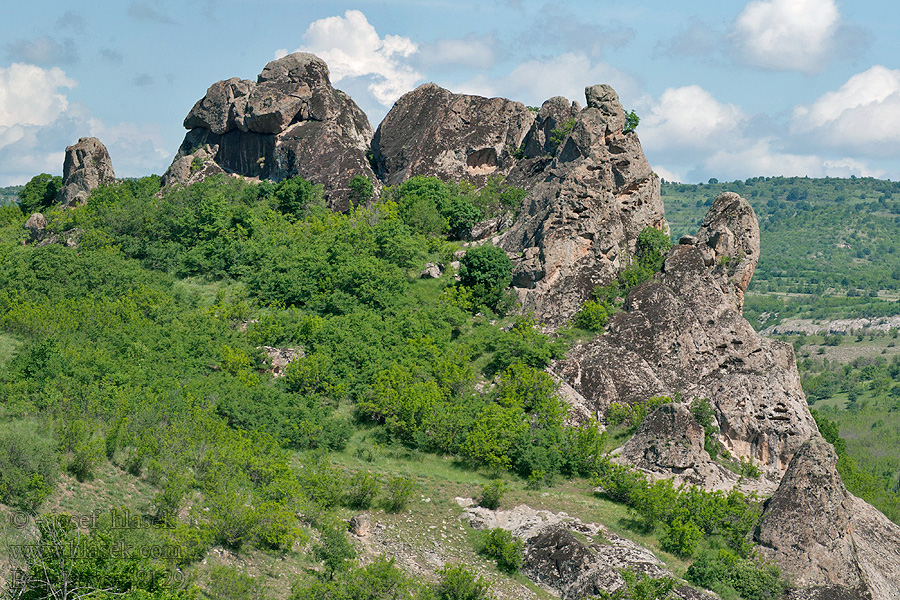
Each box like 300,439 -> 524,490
475,528 -> 523,573
479,479 -> 507,510
0,420 -> 57,511
384,475 -> 416,513
17,173 -> 62,214
686,549 -> 788,600
458,245 -> 513,311
434,564 -> 494,600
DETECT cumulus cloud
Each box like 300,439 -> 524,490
416,36 -> 497,70
792,66 -> 900,154
730,0 -> 865,73
455,53 -> 636,108
639,85 -> 746,153
5,36 -> 78,66
0,63 -> 75,128
279,10 -> 422,106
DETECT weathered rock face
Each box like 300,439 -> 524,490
757,437 -> 900,600
499,85 -> 667,325
371,83 -> 535,187
620,403 -> 742,491
695,191 -> 760,313
464,504 -> 713,600
56,137 -> 116,207
164,53 -> 375,211
555,193 -> 817,480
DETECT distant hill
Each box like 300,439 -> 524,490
0,185 -> 21,206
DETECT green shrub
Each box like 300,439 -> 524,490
346,471 -> 380,509
458,245 -> 513,310
476,528 -> 524,573
598,569 -> 677,600
623,110 -> 640,134
348,174 -> 375,205
686,549 -> 788,600
384,475 -> 416,513
660,517 -> 703,557
573,300 -> 610,332
275,176 -> 326,218
18,173 -> 62,214
434,564 -> 494,600
0,420 -> 58,512
315,522 -> 357,579
548,119 -> 576,154
479,479 -> 507,510
690,398 -> 721,459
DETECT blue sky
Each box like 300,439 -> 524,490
1,0 -> 898,186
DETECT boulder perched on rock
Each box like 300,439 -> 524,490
499,85 -> 667,325
164,52 -> 376,211
555,193 -> 817,480
756,437 -> 900,600
56,137 -> 116,207
372,83 -> 535,186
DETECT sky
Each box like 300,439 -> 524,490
1,0 -> 899,186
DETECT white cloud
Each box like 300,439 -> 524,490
640,85 -> 746,153
731,0 -> 843,73
5,36 -> 78,66
0,65 -> 170,185
653,166 -> 682,183
792,66 -> 900,154
0,63 -> 75,128
417,36 -> 497,70
455,53 -> 636,108
702,139 -> 883,181
281,10 -> 422,106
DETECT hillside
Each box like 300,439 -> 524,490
2,53 -> 900,600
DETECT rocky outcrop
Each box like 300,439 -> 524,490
371,83 -> 535,186
694,191 -> 760,313
164,53 -> 375,211
555,193 -> 817,480
464,504 -> 713,600
259,346 -> 304,378
56,137 -> 116,207
756,437 -> 900,600
499,85 -> 667,325
620,403 -> 742,491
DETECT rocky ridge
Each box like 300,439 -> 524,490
555,192 -> 816,481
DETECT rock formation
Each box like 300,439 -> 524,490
56,137 -> 116,207
555,193 -> 817,480
498,84 -> 666,324
756,437 -> 900,599
373,82 -> 667,325
164,52 -> 375,211
619,403 -> 743,491
371,83 -> 535,186
464,504 -> 714,600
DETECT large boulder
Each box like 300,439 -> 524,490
164,53 -> 376,211
555,193 -> 817,481
371,83 -> 535,186
756,437 -> 900,600
56,137 -> 116,207
499,85 -> 667,325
